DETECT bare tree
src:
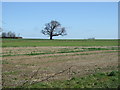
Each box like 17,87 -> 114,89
41,20 -> 67,40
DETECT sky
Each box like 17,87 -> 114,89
2,2 -> 118,39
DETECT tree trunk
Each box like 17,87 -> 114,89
50,31 -> 53,40
50,35 -> 53,40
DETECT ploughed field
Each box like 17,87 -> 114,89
1,39 -> 119,88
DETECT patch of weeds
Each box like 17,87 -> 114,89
58,50 -> 84,53
111,47 -> 118,50
79,53 -> 89,55
74,47 -> 79,49
3,71 -> 19,75
82,48 -> 109,51
26,52 -> 54,56
58,48 -> 111,54
20,63 -> 35,66
58,48 -> 72,53
107,71 -> 117,76
26,83 -> 50,88
2,61 -> 9,64
2,54 -> 16,57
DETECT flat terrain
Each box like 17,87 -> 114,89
1,39 -> 119,88
2,39 -> 118,47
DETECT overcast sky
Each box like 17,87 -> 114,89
2,2 -> 118,39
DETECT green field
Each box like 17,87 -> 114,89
2,39 -> 118,47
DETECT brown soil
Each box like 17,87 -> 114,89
2,46 -> 118,87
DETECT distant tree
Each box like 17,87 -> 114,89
2,31 -> 16,38
41,20 -> 67,40
2,32 -> 7,37
7,31 -> 16,37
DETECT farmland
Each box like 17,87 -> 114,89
2,39 -> 118,47
1,39 -> 119,88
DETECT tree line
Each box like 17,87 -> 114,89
1,31 -> 16,38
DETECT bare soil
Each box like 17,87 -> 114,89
2,46 -> 118,87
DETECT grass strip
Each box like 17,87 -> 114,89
1,50 -> 119,57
